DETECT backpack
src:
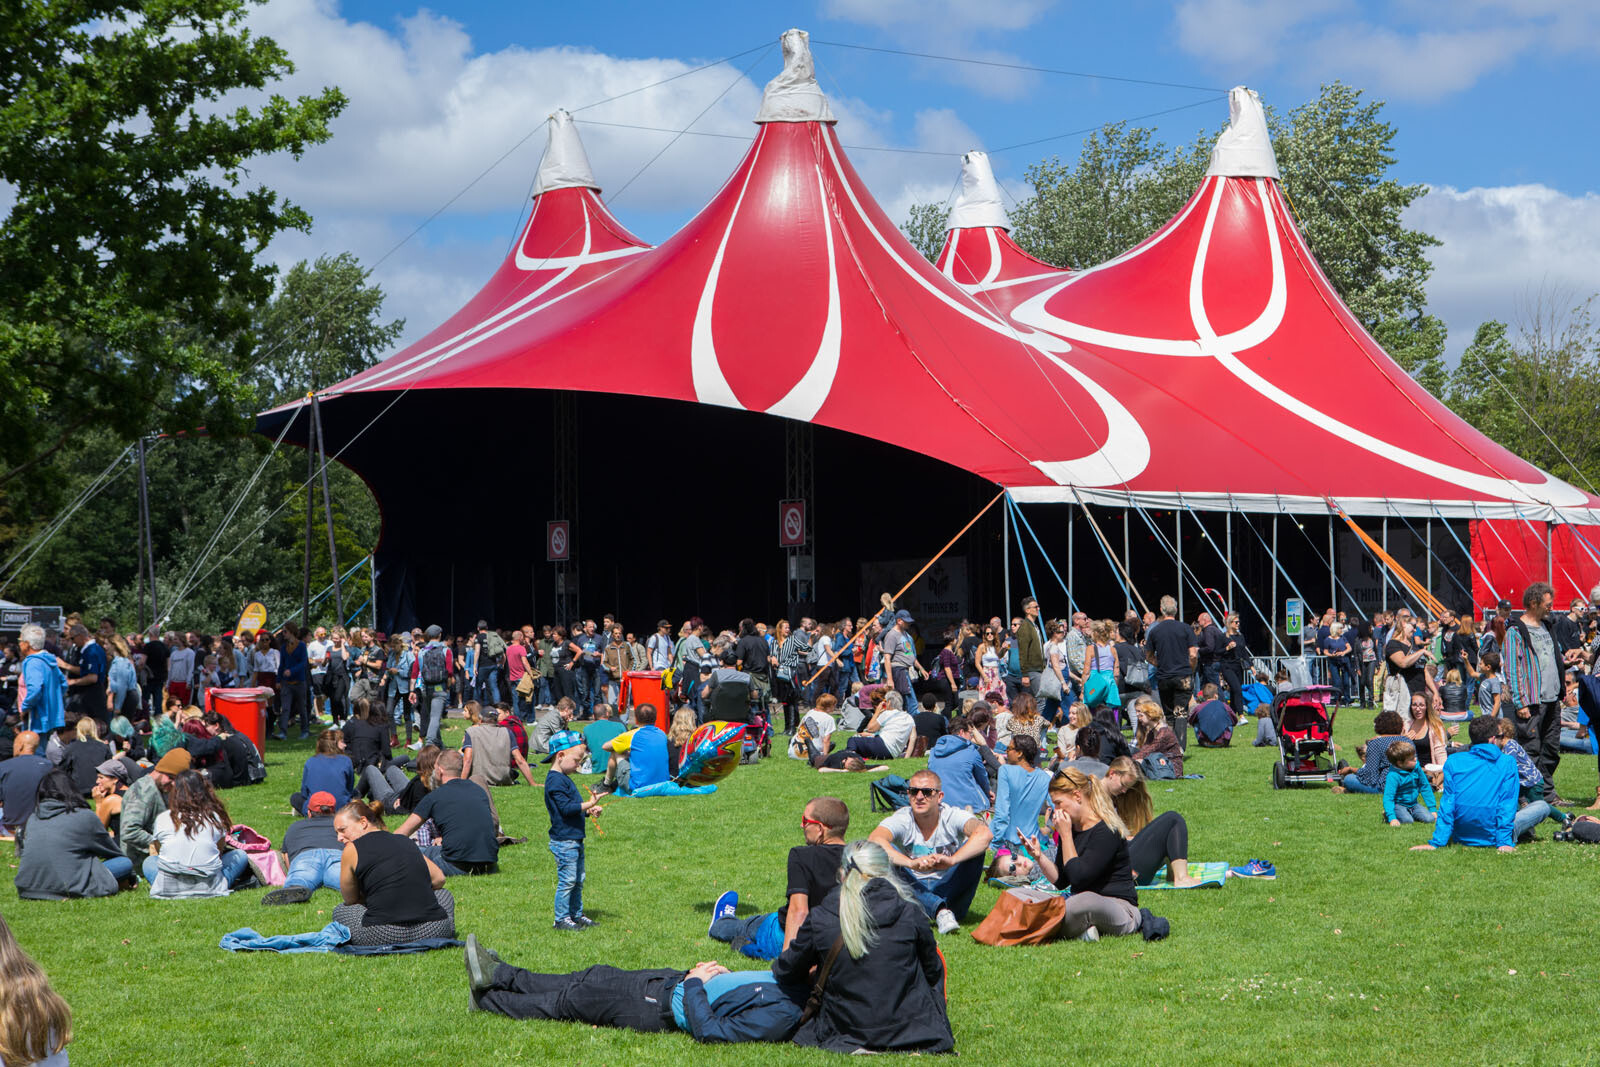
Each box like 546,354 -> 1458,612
481,631 -> 507,666
242,739 -> 267,785
1140,752 -> 1178,780
420,644 -> 449,685
869,773 -> 910,812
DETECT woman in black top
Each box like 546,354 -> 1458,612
59,718 -> 116,796
1385,617 -> 1437,705
1218,613 -> 1253,723
1021,768 -> 1140,940
773,840 -> 952,1055
343,697 -> 396,775
332,799 -> 453,946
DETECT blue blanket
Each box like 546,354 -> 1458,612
220,922 -> 462,955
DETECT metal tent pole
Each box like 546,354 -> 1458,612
301,403 -> 314,632
136,438 -> 153,631
1067,508 -> 1075,610
1002,496 -> 1012,612
311,395 -> 345,624
1175,509 -> 1184,619
1122,509 -> 1132,613
1271,514 -> 1279,641
1226,510 -> 1234,614
1547,522 -> 1554,586
1426,517 -> 1434,604
1328,514 -> 1336,612
1382,516 -> 1389,612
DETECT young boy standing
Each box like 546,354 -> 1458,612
1381,740 -> 1437,826
544,730 -> 602,931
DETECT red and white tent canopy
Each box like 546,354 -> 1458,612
297,31 -> 1600,528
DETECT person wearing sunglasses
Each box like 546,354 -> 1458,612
867,769 -> 992,934
706,797 -> 850,960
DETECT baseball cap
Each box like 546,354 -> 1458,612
307,791 -> 338,813
894,609 -> 914,623
95,759 -> 129,781
425,624 -> 443,639
541,730 -> 586,763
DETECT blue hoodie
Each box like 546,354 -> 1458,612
1428,743 -> 1518,849
926,735 -> 991,814
20,649 -> 65,734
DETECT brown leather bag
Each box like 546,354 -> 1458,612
969,886 -> 1066,946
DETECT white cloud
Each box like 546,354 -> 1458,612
239,0 -> 981,348
820,0 -> 1055,33
1407,183 -> 1600,360
1172,0 -> 1600,100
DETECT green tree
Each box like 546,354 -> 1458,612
0,0 -> 345,492
901,202 -> 950,263
254,253 -> 405,406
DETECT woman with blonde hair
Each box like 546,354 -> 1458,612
1083,619 -> 1120,709
667,707 -> 698,777
773,840 -> 953,1054
1103,757 -> 1201,888
0,916 -> 72,1065
1019,768 -> 1140,940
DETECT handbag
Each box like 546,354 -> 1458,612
1038,670 -> 1063,701
799,935 -> 845,1024
1124,661 -> 1151,686
969,886 -> 1066,946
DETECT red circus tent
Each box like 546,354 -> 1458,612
263,30 -> 1600,626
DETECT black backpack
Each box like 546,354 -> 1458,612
869,773 -> 910,812
420,644 -> 449,685
243,739 -> 267,785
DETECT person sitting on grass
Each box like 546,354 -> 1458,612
709,796 -> 849,959
1055,702 -> 1093,762
530,697 -> 576,755
924,715 -> 992,814
145,769 -> 251,898
772,840 -> 954,1055
1102,756 -> 1201,888
845,690 -> 915,762
788,695 -> 839,761
393,750 -> 500,875
1401,691 -> 1450,786
1018,768 -> 1139,940
91,758 -> 131,837
1495,717 -> 1573,835
0,914 -> 75,1066
581,702 -> 626,764
598,704 -> 671,795
14,768 -> 135,899
1332,711 -> 1407,794
667,708 -> 698,778
989,735 -> 1050,849
465,935 -> 807,1043
332,799 -> 455,946
1186,683 -> 1237,747
461,703 -> 535,789
1059,720 -> 1110,778
867,769 -> 993,934
1381,741 -> 1438,827
366,744 -> 439,817
1131,698 -> 1183,775
291,729 -> 353,816
118,748 -> 189,873
1412,715 -> 1550,853
261,790 -> 344,905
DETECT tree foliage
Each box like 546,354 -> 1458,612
0,0 -> 345,492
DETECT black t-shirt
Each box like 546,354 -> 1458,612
412,778 -> 498,865
818,749 -> 854,770
143,640 -> 169,684
352,830 -> 448,926
1144,619 -> 1197,682
282,814 -> 341,857
913,711 -> 948,742
210,732 -> 254,789
735,635 -> 771,679
1053,820 -> 1136,904
61,739 -> 114,795
342,717 -> 390,771
392,775 -> 430,813
1449,632 -> 1478,671
784,842 -> 844,926
1385,640 -> 1424,693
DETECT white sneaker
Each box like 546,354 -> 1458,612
408,741 -> 422,751
935,909 -> 960,935
1078,925 -> 1100,942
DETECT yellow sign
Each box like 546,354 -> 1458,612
236,602 -> 268,635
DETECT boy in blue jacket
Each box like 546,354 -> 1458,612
924,716 -> 992,814
1381,740 -> 1437,826
1413,716 -> 1545,853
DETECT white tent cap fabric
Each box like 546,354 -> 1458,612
946,150 -> 1010,231
756,28 -> 836,124
533,108 -> 601,195
1207,86 -> 1281,180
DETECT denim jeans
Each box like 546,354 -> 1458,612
1392,802 -> 1436,824
536,677 -> 553,707
1514,799 -> 1555,839
421,683 -> 447,747
477,667 -> 501,709
575,663 -> 600,715
1339,773 -> 1383,794
708,910 -> 784,959
892,855 -> 983,921
141,849 -> 250,886
278,680 -> 310,737
511,685 -> 528,721
549,839 -> 585,921
284,848 -> 343,891
103,855 -> 134,882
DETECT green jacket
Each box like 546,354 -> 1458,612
119,774 -> 167,868
1017,617 -> 1045,674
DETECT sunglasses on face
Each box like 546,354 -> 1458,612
907,786 -> 939,798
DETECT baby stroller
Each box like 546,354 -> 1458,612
1270,688 -> 1338,789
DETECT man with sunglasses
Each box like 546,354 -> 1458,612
868,769 -> 992,934
706,797 -> 849,960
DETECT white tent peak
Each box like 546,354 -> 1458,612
534,108 -> 600,196
756,28 -> 836,124
947,150 -> 1010,231
1207,86 -> 1280,180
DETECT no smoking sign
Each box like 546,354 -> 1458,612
546,520 -> 570,562
778,499 -> 806,548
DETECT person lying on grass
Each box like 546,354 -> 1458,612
1018,768 -> 1140,940
1412,715 -> 1550,853
1381,741 -> 1437,827
709,796 -> 849,959
465,935 -> 807,1043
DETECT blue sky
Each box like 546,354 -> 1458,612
244,0 -> 1600,361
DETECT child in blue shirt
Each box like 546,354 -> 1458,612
544,730 -> 602,931
1382,739 -> 1438,826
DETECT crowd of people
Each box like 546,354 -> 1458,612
3,579 -> 1600,1058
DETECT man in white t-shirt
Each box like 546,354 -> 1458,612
844,692 -> 915,760
868,768 -> 993,934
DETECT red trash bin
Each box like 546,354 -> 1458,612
619,671 -> 669,731
205,687 -> 273,756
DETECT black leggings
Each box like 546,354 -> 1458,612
1128,810 -> 1189,885
1220,664 -> 1246,722
479,964 -> 684,1030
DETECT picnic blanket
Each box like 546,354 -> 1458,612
220,922 -> 462,955
1138,861 -> 1229,889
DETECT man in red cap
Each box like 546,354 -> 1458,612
264,790 -> 344,905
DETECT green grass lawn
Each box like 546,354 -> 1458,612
6,709 -> 1600,1066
